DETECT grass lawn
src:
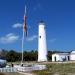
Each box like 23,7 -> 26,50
33,63 -> 75,75
1,62 -> 75,75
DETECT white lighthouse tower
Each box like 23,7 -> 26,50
38,21 -> 47,62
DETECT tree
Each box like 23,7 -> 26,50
0,49 -> 8,59
6,50 -> 21,62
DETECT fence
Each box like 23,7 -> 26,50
0,65 -> 46,72
0,67 -> 17,72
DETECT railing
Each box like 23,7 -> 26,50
0,68 -> 17,72
0,65 -> 46,72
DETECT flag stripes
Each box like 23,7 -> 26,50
24,14 -> 27,37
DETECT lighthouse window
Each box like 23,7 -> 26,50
40,36 -> 41,38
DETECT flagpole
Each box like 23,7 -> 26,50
21,6 -> 26,64
21,24 -> 24,64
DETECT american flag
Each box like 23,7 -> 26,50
24,6 -> 27,37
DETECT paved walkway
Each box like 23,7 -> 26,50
18,72 -> 36,75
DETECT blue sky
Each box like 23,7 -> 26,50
0,0 -> 75,52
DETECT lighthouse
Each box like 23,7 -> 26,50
38,21 -> 48,62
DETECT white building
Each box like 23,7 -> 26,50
38,21 -> 47,62
70,51 -> 75,61
52,53 -> 69,62
52,51 -> 75,62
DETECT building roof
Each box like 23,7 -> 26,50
70,50 -> 75,54
39,21 -> 45,25
52,53 -> 69,55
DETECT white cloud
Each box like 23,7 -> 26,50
26,35 -> 37,41
0,33 -> 19,44
12,23 -> 23,28
49,38 -> 56,43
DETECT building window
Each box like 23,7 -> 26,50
40,36 -> 41,38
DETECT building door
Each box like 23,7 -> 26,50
54,57 -> 56,61
68,56 -> 70,61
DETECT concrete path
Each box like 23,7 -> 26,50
18,72 -> 36,75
